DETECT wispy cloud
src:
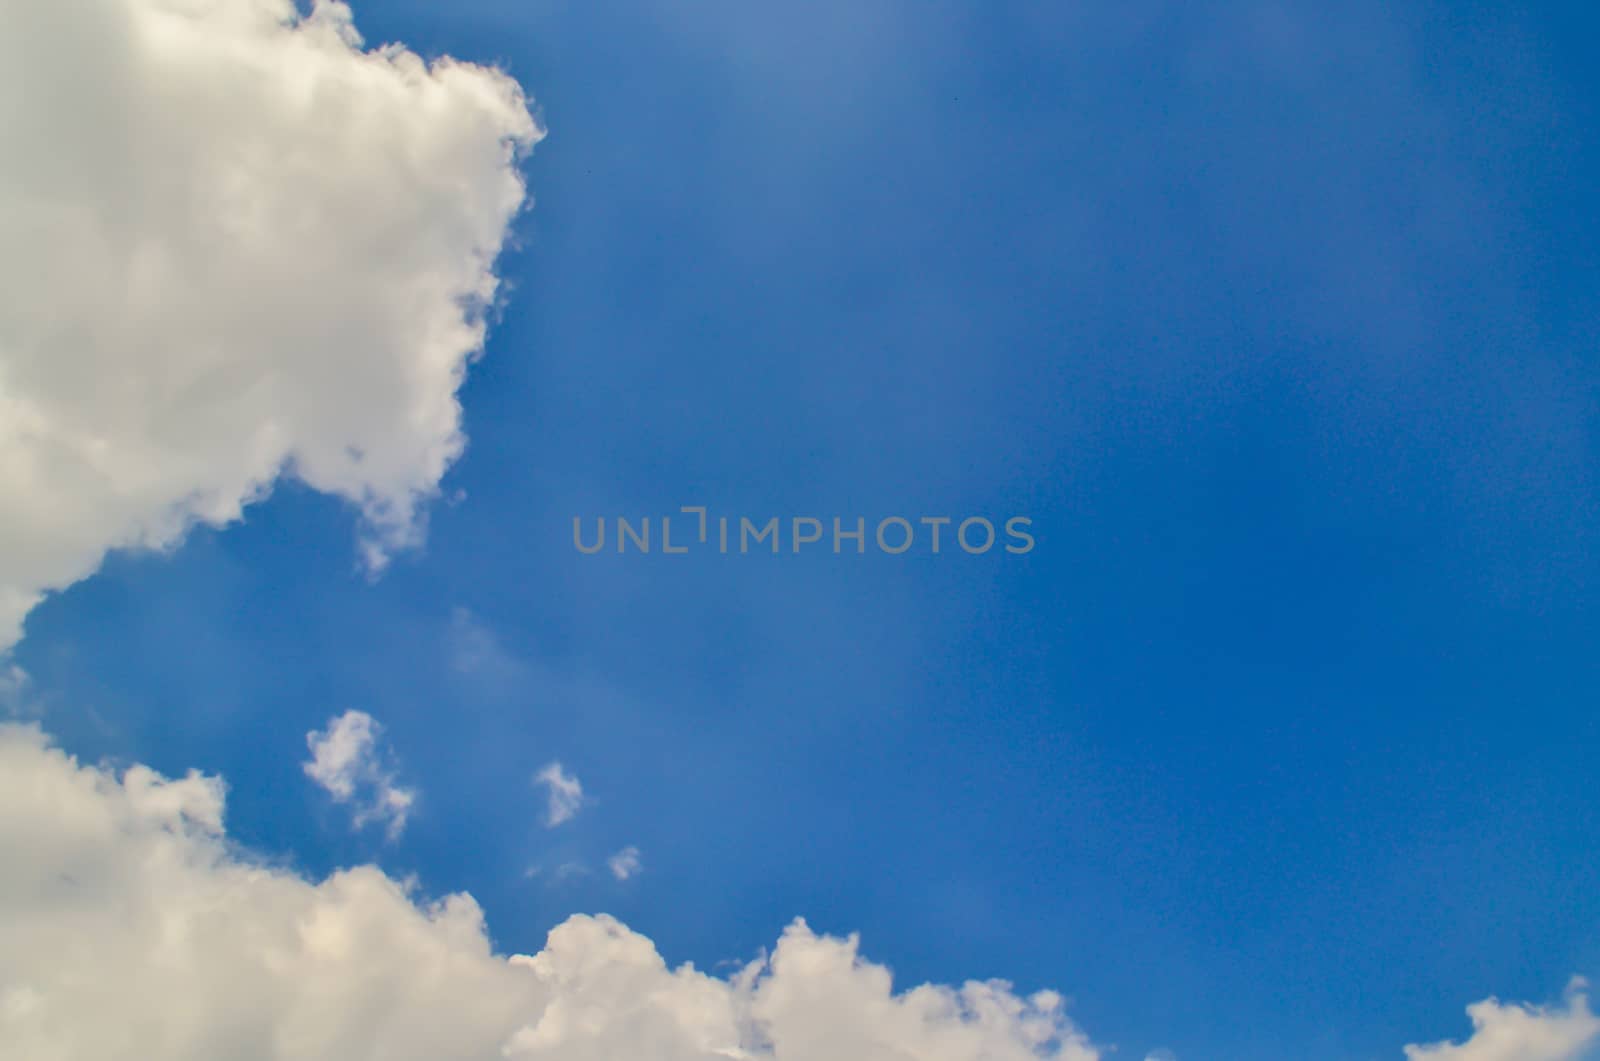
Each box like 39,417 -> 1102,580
447,607 -> 531,687
303,711 -> 416,840
607,846 -> 643,881
534,762 -> 585,827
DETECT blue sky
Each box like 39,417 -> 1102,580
5,1 -> 1600,1059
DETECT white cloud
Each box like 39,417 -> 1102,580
1404,981 -> 1600,1061
304,710 -> 416,839
0,724 -> 1102,1060
2,722 -> 1593,1061
1,6 -> 1590,1061
608,845 -> 642,881
0,0 -> 541,650
535,761 -> 585,827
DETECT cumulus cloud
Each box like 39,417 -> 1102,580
0,724 -> 1102,1060
304,710 -> 416,838
607,845 -> 642,881
1404,982 -> 1600,1061
0,0 -> 541,650
535,761 -> 585,827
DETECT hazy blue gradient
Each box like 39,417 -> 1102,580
15,2 -> 1599,1058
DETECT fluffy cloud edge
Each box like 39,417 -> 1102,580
304,709 -> 417,839
0,722 -> 1592,1061
0,0 -> 543,650
1404,981 -> 1600,1061
0,723 -> 1101,1060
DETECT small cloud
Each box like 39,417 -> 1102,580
534,761 -> 584,827
448,607 -> 527,683
303,711 -> 416,840
555,860 -> 591,882
524,861 -> 591,885
607,846 -> 642,881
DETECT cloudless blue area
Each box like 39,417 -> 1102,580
16,2 -> 1599,1058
